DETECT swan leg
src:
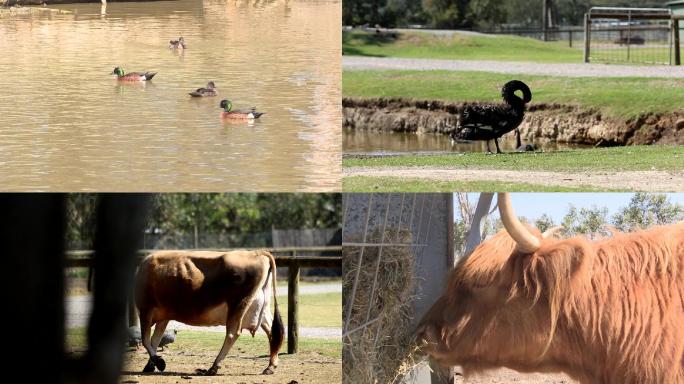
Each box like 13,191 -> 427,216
494,138 -> 502,154
515,128 -> 522,148
485,140 -> 492,153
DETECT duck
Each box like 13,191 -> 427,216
110,67 -> 157,82
220,99 -> 264,120
451,80 -> 532,153
169,37 -> 187,50
189,81 -> 217,97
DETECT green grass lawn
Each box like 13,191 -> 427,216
343,30 -> 583,63
276,291 -> 341,328
343,145 -> 684,172
343,176 -> 616,192
66,328 -> 341,359
343,70 -> 684,119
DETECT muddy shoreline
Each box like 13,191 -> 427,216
343,97 -> 684,146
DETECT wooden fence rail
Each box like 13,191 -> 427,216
65,246 -> 342,354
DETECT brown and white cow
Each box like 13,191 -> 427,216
135,250 -> 284,376
416,193 -> 684,383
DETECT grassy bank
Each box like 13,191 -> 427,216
343,70 -> 684,119
343,30 -> 583,63
343,146 -> 684,172
343,176 -> 612,192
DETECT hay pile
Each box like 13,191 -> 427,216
343,228 -> 422,384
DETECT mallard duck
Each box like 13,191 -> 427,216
110,67 -> 157,82
169,37 -> 187,50
219,100 -> 264,120
451,80 -> 532,153
189,81 -> 217,97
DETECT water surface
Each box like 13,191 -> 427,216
0,0 -> 340,191
344,129 -> 589,154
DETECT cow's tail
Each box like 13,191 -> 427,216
266,251 -> 285,356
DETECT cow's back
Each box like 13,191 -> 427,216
136,250 -> 271,325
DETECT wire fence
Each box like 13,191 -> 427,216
342,193 -> 453,383
342,193 -> 433,338
586,7 -> 675,65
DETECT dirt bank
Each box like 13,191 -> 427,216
343,97 -> 684,146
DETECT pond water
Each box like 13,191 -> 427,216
0,0 -> 340,191
344,129 -> 589,154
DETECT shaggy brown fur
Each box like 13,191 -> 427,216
417,223 -> 684,384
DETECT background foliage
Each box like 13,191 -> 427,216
66,194 -> 342,249
343,0 -> 666,29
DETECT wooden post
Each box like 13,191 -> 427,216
584,13 -> 591,63
569,29 -> 573,48
674,18 -> 681,66
287,259 -> 300,354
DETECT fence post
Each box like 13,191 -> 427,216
569,30 -> 573,48
675,18 -> 681,66
584,13 -> 591,63
287,254 -> 300,354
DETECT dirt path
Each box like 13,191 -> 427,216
343,56 -> 684,78
345,167 -> 684,191
120,348 -> 340,384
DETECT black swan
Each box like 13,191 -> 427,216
452,80 -> 532,153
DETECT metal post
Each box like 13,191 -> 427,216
627,10 -> 632,62
287,258 -> 300,354
584,13 -> 591,63
674,18 -> 681,65
542,0 -> 549,42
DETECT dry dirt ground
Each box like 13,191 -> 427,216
453,368 -> 576,383
345,167 -> 684,191
120,348 -> 340,384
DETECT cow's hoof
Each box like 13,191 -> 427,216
143,359 -> 155,373
196,366 -> 218,376
262,367 -> 275,375
152,355 -> 166,372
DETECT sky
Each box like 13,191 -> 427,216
455,193 -> 684,223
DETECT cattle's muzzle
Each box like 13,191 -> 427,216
414,323 -> 441,355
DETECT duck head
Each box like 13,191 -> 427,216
207,81 -> 216,89
220,99 -> 232,112
111,67 -> 124,77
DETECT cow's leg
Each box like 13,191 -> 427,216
260,310 -> 278,374
200,302 -> 251,376
140,313 -> 166,373
151,320 -> 170,352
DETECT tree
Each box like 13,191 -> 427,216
534,213 -> 555,233
467,0 -> 507,29
561,205 -> 609,239
422,0 -> 464,29
612,193 -> 684,232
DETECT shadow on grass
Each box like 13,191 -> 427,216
343,30 -> 399,57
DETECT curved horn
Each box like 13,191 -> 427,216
542,226 -> 564,239
497,193 -> 541,253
